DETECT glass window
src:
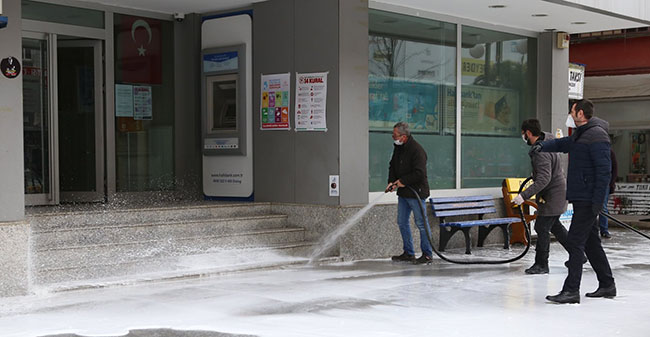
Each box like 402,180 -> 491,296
22,0 -> 105,29
368,10 -> 457,191
114,14 -> 175,192
460,26 -> 537,188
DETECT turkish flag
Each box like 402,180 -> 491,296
116,15 -> 162,84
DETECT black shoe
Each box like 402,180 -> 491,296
546,291 -> 580,304
585,284 -> 617,298
391,252 -> 415,262
601,232 -> 612,239
525,264 -> 549,274
413,255 -> 433,265
564,255 -> 589,268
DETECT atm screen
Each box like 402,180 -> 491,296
211,79 -> 237,131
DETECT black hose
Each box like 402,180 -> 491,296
601,212 -> 650,240
406,177 -> 533,265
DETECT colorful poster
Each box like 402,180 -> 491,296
295,72 -> 328,131
261,73 -> 291,130
443,85 -> 519,136
133,85 -> 153,120
115,84 -> 134,117
368,75 -> 439,132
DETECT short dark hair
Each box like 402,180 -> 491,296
571,98 -> 594,119
521,119 -> 541,137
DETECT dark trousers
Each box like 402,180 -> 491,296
562,201 -> 615,293
534,215 -> 569,267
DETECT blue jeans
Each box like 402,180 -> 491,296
598,187 -> 610,235
397,196 -> 433,257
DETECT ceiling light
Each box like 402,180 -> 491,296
532,14 -> 548,17
488,5 -> 506,9
571,21 -> 587,25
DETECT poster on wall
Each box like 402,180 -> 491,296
115,84 -> 134,117
133,85 -> 153,120
295,72 -> 328,131
443,85 -> 519,136
260,73 -> 291,130
368,75 -> 440,132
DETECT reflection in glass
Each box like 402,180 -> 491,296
368,9 -> 457,191
460,26 -> 537,188
22,38 -> 50,195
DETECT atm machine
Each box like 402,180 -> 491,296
201,14 -> 252,198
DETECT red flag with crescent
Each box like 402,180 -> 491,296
116,14 -> 162,84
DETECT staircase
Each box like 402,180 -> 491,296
28,202 -> 330,290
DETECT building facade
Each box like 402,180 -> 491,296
1,0 -> 648,296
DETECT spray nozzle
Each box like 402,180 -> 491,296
385,183 -> 397,193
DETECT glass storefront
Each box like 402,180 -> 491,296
460,26 -> 537,188
368,9 -> 537,192
114,14 -> 175,192
369,10 -> 457,191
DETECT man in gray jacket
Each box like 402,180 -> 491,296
513,119 -> 569,274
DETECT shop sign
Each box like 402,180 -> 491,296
568,63 -> 585,99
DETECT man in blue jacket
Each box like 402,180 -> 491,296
531,99 -> 616,304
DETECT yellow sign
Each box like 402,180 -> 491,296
461,58 -> 486,77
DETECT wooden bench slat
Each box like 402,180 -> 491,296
429,195 -> 493,203
440,217 -> 521,228
434,207 -> 497,217
431,200 -> 494,210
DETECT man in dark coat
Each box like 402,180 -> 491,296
532,99 -> 616,304
387,122 -> 433,264
514,119 -> 569,274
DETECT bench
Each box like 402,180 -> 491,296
429,195 -> 521,254
501,178 -> 538,245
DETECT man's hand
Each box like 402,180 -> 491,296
385,182 -> 397,193
530,143 -> 543,154
395,179 -> 405,188
513,194 -> 524,206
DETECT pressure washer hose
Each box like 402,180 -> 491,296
404,177 -> 533,265
601,212 -> 650,240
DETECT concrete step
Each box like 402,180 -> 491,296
34,227 -> 307,271
28,203 -> 274,231
32,214 -> 290,250
35,241 -> 327,285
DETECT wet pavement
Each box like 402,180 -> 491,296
1,228 -> 649,337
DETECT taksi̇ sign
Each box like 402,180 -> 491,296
568,63 -> 585,100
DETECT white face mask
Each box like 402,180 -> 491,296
521,134 -> 528,143
565,115 -> 577,129
394,139 -> 403,146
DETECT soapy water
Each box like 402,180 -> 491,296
309,193 -> 386,264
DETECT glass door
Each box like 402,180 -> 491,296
23,34 -> 55,205
58,39 -> 104,202
22,34 -> 105,205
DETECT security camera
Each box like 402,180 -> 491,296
173,13 -> 185,22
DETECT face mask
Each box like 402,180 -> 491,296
394,139 -> 403,146
521,134 -> 528,144
565,115 -> 577,129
